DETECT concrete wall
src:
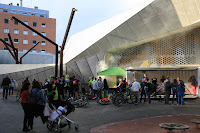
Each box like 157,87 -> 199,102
0,64 -> 55,90
0,50 -> 55,64
172,0 -> 200,27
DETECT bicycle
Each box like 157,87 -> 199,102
16,90 -> 21,101
113,88 -> 137,106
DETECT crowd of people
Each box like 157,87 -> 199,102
1,75 -> 81,132
88,77 -> 109,99
0,73 -> 198,132
1,75 -> 16,100
131,74 -> 197,105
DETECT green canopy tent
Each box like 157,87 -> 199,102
97,67 -> 126,76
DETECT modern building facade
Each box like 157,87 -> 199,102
0,3 -> 56,64
63,0 -> 200,97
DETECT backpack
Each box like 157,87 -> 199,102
73,80 -> 77,86
28,89 -> 39,104
148,83 -> 154,92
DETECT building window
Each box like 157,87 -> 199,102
14,29 -> 19,34
32,32 -> 37,36
33,22 -> 37,27
41,32 -> 46,36
14,39 -> 18,43
41,41 -> 46,45
4,38 -> 8,43
32,49 -> 37,52
41,23 -> 46,28
4,19 -> 9,24
4,47 -> 8,50
40,15 -> 44,17
23,13 -> 27,15
31,14 -> 35,16
32,40 -> 37,45
24,21 -> 28,25
14,20 -> 18,25
23,49 -> 28,52
4,28 -> 9,33
41,50 -> 45,53
23,30 -> 28,35
3,10 -> 8,12
23,40 -> 28,44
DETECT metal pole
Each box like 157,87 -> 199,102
56,45 -> 58,78
60,8 -> 77,77
8,33 -> 18,64
20,42 -> 40,64
12,16 -> 59,77
0,39 -> 16,61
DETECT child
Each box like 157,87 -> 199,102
48,106 -> 67,121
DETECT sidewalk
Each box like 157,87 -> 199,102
91,115 -> 200,133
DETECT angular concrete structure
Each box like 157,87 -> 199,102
64,0 -> 200,84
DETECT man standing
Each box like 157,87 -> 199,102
140,78 -> 147,103
59,76 -> 66,99
47,76 -> 61,108
146,79 -> 153,104
9,78 -> 16,96
98,77 -> 104,99
88,77 -> 93,95
164,76 -> 171,104
152,75 -> 157,95
92,78 -> 99,97
73,78 -> 80,99
131,79 -> 141,103
1,75 -> 11,100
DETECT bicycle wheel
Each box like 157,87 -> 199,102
127,94 -> 138,104
16,91 -> 20,101
113,95 -> 123,106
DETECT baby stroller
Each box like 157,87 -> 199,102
47,100 -> 79,132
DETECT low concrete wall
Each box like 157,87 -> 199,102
0,50 -> 55,64
0,64 -> 55,90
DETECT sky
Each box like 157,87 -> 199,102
0,0 -> 148,46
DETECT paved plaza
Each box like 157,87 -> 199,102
0,96 -> 200,133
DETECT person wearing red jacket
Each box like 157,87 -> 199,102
20,82 -> 31,132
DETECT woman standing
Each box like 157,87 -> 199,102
177,81 -> 185,105
20,82 -> 31,132
29,81 -> 47,132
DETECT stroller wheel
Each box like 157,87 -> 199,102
68,121 -> 71,128
47,123 -> 53,130
75,124 -> 79,131
55,125 -> 60,133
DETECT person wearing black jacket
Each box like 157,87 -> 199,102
59,76 -> 66,99
146,79 -> 153,104
164,76 -> 171,104
140,78 -> 147,103
1,75 -> 11,100
170,79 -> 178,104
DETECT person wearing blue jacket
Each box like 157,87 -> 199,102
28,81 -> 47,132
177,81 -> 185,105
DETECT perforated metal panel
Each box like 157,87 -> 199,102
113,32 -> 197,67
148,34 -> 195,65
